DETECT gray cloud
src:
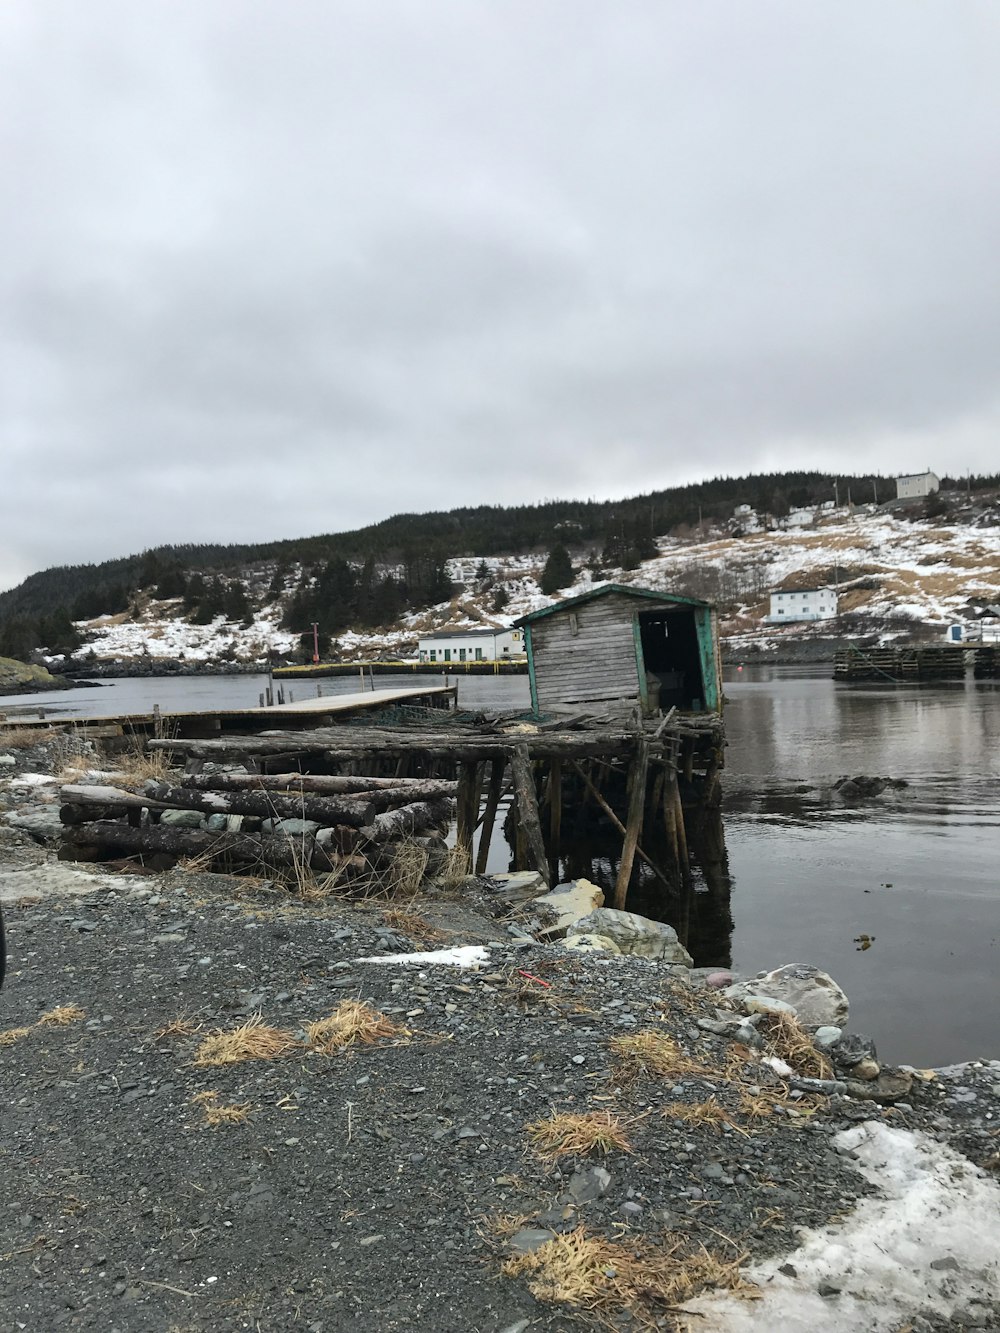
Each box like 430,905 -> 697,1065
2,0 -> 999,589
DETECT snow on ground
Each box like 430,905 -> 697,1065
689,1119 -> 1000,1331
67,508 -> 999,663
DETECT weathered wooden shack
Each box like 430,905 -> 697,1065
515,584 -> 723,717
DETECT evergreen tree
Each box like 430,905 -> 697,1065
223,580 -> 250,623
39,606 -> 81,656
539,544 -> 574,595
492,586 -> 510,614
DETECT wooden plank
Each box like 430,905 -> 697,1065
475,758 -> 506,876
510,744 -> 549,885
613,735 -> 649,910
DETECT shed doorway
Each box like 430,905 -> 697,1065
637,609 -> 704,712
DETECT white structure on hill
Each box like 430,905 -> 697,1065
766,588 -> 839,623
417,628 -> 524,663
896,471 -> 939,500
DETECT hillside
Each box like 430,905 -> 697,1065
27,487 -> 1000,668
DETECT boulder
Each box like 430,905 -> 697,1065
159,809 -> 207,829
743,994 -> 798,1018
725,963 -> 849,1028
562,932 -> 621,955
4,807 -> 64,843
567,907 -> 693,966
490,870 -> 547,903
0,655 -> 69,695
532,879 -> 604,939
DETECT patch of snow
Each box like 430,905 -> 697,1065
688,1119 -> 1000,1331
8,772 -> 56,787
356,945 -> 490,968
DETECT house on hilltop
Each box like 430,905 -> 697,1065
514,584 -> 721,718
896,470 -> 939,500
765,588 -> 838,623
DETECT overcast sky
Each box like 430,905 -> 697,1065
2,2 -> 999,591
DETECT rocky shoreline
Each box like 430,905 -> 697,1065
1,734 -> 998,1331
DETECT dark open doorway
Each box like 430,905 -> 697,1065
638,608 -> 705,711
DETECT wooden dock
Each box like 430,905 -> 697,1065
1,685 -> 456,740
834,644 -> 968,682
274,659 -> 528,678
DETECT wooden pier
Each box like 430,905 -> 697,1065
1,685 -> 456,740
274,659 -> 528,678
834,644 -> 967,682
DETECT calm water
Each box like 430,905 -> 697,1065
3,667 -> 997,1065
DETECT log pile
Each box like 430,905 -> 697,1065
58,771 -> 458,890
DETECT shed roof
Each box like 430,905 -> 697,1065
513,584 -> 709,627
418,628 -> 512,640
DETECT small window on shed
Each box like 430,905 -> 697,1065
568,612 -> 579,637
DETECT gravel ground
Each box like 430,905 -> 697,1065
1,739 -> 998,1332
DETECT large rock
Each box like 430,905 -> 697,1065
532,879 -> 604,939
725,963 -> 849,1028
562,932 -> 621,955
567,907 -> 693,966
0,655 -> 69,695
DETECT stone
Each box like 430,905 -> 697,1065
562,932 -> 621,955
205,814 -> 228,832
490,870 -> 546,902
706,970 -> 734,989
844,1069 -> 913,1104
852,1058 -> 881,1081
159,809 -> 206,829
567,908 -> 693,966
813,1026 -> 843,1048
830,1032 -> 877,1069
262,818 -> 322,836
5,808 -> 64,841
742,994 -> 799,1018
509,1228 -> 556,1254
565,1167 -> 611,1204
0,754 -> 15,766
930,1257 -> 960,1272
533,879 -> 605,939
725,964 -> 849,1027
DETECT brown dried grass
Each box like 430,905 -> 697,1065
380,908 -> 446,945
190,1091 -> 252,1127
609,1029 -> 706,1083
525,1110 -> 633,1161
0,727 -> 58,749
38,1005 -> 86,1026
304,1000 -> 405,1054
0,1026 -> 34,1048
503,1225 -> 755,1330
153,1017 -> 201,1040
757,1012 -> 833,1080
662,1097 -> 747,1137
192,1015 -> 301,1067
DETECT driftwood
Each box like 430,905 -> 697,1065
181,771 -> 458,800
60,822 -> 340,871
359,798 -> 455,844
143,782 -> 375,828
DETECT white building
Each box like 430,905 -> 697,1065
896,471 -> 940,500
947,621 -> 1000,644
417,628 -> 524,664
766,588 -> 839,623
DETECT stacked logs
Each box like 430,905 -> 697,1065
58,771 -> 458,886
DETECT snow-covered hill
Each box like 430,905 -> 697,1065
61,498 -> 1000,666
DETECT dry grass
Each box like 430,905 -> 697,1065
380,908 -> 446,945
192,1015 -> 301,1067
38,1005 -> 86,1026
304,1000 -> 406,1054
432,842 -> 472,891
190,1091 -> 252,1127
0,1026 -> 34,1048
609,1030 -> 706,1083
110,739 -> 175,785
153,1017 -> 201,1040
0,727 -> 58,749
503,1226 -> 755,1330
757,1012 -> 833,1080
525,1110 -> 633,1161
662,1097 -> 747,1136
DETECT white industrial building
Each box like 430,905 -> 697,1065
896,471 -> 940,500
766,588 -> 839,623
417,628 -> 524,664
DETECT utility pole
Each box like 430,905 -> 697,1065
312,622 -> 320,665
834,479 -> 839,508
872,478 -> 879,505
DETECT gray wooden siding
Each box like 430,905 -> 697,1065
531,593 -> 670,708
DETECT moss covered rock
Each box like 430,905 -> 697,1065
0,656 -> 69,695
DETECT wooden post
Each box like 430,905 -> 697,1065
672,774 -> 690,878
548,758 -> 562,885
475,758 -> 506,875
511,744 -> 549,884
613,734 -> 648,910
455,761 -> 479,872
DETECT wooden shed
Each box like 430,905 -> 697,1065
515,584 -> 722,717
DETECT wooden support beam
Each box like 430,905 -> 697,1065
510,744 -> 549,885
548,757 -> 562,885
613,735 -> 649,911
570,760 -> 671,889
475,758 -> 506,875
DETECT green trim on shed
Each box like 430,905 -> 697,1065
512,583 -> 710,628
